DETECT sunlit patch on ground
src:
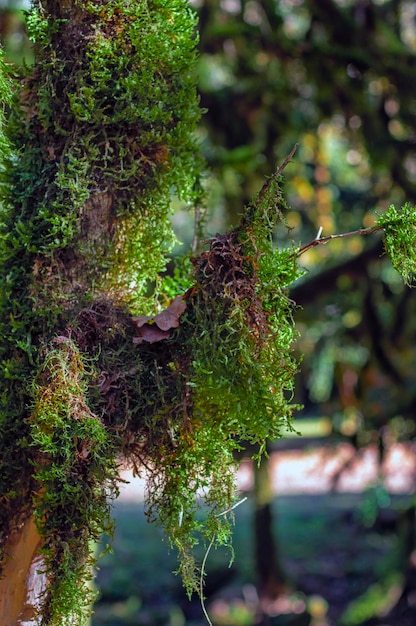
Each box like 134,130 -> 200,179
118,442 -> 416,501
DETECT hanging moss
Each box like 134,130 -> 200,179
129,171 -> 303,595
30,337 -> 119,624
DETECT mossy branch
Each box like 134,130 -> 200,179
297,225 -> 383,256
296,203 -> 416,286
237,143 -> 299,249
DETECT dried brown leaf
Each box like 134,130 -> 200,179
133,325 -> 171,344
153,295 -> 187,331
132,295 -> 187,344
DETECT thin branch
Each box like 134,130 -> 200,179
200,536 -> 215,626
256,143 -> 299,206
275,143 -> 299,177
297,224 -> 383,257
200,497 -> 248,626
215,496 -> 247,518
192,206 -> 201,253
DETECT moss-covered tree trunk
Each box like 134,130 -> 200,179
0,1 -> 303,623
0,0 -> 202,621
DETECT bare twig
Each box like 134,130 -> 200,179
199,497 -> 248,626
297,224 -> 382,257
255,143 -> 299,206
200,537 -> 215,626
215,496 -> 247,518
275,143 -> 299,177
192,206 -> 201,253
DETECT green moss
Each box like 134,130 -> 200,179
139,172 -> 303,594
0,51 -> 13,167
30,337 -> 118,624
1,12 -> 302,613
0,0 -> 203,621
4,0 -> 202,318
376,202 -> 416,286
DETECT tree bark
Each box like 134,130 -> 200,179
0,516 -> 46,626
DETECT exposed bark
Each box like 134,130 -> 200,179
0,516 -> 45,626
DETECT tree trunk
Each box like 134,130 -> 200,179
0,0 -> 203,621
254,451 -> 288,604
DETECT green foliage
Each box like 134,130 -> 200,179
377,202 -> 416,286
340,572 -> 403,625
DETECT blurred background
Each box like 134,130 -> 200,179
2,0 -> 416,624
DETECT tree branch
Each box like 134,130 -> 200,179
290,238 -> 384,305
256,143 -> 299,206
238,143 -> 299,236
297,224 -> 383,257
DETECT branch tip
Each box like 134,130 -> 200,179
275,143 -> 299,178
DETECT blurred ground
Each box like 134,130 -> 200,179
92,443 -> 416,626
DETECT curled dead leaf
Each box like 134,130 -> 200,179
132,325 -> 171,344
132,295 -> 187,344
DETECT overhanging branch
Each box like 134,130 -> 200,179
297,224 -> 383,257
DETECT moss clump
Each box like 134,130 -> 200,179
376,202 -> 416,286
30,337 -> 118,624
38,171 -> 303,602
138,172 -> 302,595
3,0 -> 201,328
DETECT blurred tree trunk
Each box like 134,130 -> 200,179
254,449 -> 288,603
